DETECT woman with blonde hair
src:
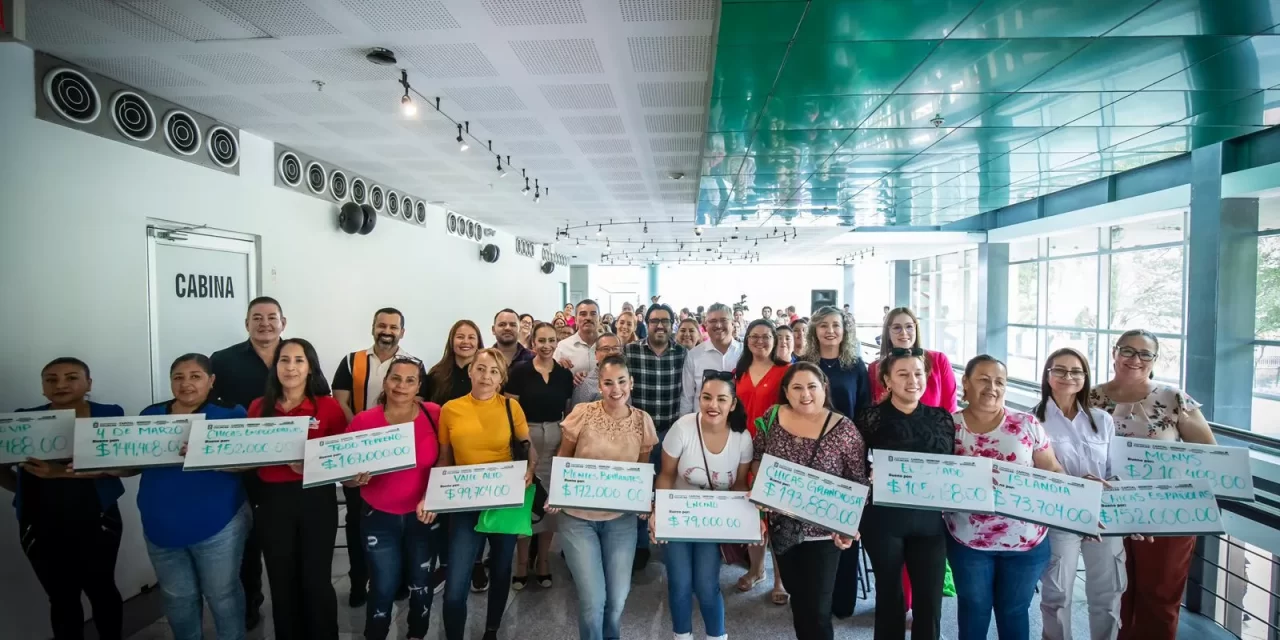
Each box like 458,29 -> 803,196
615,311 -> 640,345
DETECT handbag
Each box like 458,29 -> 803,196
474,400 -> 541,536
502,399 -> 548,519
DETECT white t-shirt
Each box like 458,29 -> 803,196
662,413 -> 753,491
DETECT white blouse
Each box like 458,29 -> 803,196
1040,400 -> 1115,480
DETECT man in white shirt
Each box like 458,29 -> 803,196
678,303 -> 743,415
554,298 -> 600,374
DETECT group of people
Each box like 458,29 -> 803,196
2,294 -> 1218,640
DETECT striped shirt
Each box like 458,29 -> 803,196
623,340 -> 687,432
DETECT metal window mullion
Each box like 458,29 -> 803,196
1097,248 -> 1109,371
1037,258 -> 1048,371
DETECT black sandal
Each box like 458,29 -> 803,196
535,573 -> 552,588
512,575 -> 529,590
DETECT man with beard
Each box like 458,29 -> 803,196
678,303 -> 743,415
623,303 -> 687,571
492,308 -> 534,366
553,299 -> 600,374
330,308 -> 422,606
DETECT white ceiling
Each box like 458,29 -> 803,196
19,0 -> 930,264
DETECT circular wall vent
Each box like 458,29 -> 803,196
162,110 -> 201,156
330,170 -> 348,201
350,177 -> 367,204
109,90 -> 154,141
415,201 -> 427,224
386,190 -> 399,217
402,196 -> 414,221
278,152 -> 302,187
205,125 -> 239,168
466,220 -> 477,240
306,161 -> 327,194
44,67 -> 100,124
446,212 -> 458,234
369,185 -> 384,212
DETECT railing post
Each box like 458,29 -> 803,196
1187,535 -> 1222,622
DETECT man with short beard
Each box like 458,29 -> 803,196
492,308 -> 534,366
678,303 -> 742,415
553,299 -> 600,374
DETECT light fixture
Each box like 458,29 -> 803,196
596,225 -> 602,235
533,179 -> 540,203
398,70 -> 416,117
496,154 -> 506,177
456,123 -> 468,152
522,177 -> 531,196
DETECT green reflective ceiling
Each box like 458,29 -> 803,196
699,0 -> 1280,229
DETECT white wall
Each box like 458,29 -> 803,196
587,264 -> 845,317
0,43 -> 566,639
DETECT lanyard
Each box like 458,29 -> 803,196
695,413 -> 715,490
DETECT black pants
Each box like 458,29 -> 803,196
776,540 -> 842,640
257,481 -> 339,640
20,507 -> 124,640
240,473 -> 264,609
342,485 -> 368,588
860,510 -> 948,640
830,540 -> 863,617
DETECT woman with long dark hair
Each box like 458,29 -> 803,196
1090,330 -> 1215,640
653,372 -> 755,640
248,338 -> 347,640
425,320 -> 484,405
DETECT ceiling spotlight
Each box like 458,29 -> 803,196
534,179 -> 541,203
397,70 -> 416,117
456,123 -> 468,152
522,177 -> 531,195
597,225 -> 603,235
496,155 -> 506,177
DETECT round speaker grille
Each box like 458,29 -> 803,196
205,125 -> 239,168
278,152 -> 302,187
306,161 -> 327,194
447,212 -> 458,234
466,220 -> 477,240
386,190 -> 399,217
162,110 -> 201,156
369,185 -> 384,212
415,201 -> 427,224
350,177 -> 367,204
402,196 -> 414,221
330,170 -> 348,201
43,67 -> 100,124
109,90 -> 154,141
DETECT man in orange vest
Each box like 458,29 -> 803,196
331,307 -> 424,606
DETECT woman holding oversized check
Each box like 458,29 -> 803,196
247,338 -> 347,640
426,347 -> 536,640
945,355 -> 1065,640
749,361 -> 868,640
549,354 -> 659,640
1090,329 -> 1216,640
345,356 -> 441,640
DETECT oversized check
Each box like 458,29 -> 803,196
871,450 -> 995,513
749,453 -> 869,538
547,457 -> 654,513
1099,480 -> 1225,537
72,414 -> 197,470
0,410 -> 76,464
423,461 -> 528,513
992,460 -> 1103,536
654,490 -> 762,543
302,423 -> 415,488
1110,437 -> 1254,501
183,416 -> 310,471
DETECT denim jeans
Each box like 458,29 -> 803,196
661,540 -> 724,637
946,534 -> 1051,640
636,430 -> 667,550
443,510 -> 516,640
146,503 -> 250,640
559,513 -> 638,640
364,507 -> 434,640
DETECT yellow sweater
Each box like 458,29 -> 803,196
439,393 -> 530,465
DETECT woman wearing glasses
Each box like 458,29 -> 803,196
1090,330 -> 1215,640
653,371 -> 755,640
732,319 -> 791,602
1034,348 -> 1122,640
518,314 -> 535,349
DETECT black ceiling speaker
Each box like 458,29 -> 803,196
480,244 -> 501,263
338,202 -> 364,234
359,204 -> 377,234
541,261 -> 555,274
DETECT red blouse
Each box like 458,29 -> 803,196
735,364 -> 790,437
247,395 -> 349,483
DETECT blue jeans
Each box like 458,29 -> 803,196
661,540 -> 724,636
946,534 -> 1051,640
443,511 -> 516,640
637,430 -> 667,550
363,507 -> 434,640
559,513 -> 638,640
146,504 -> 250,640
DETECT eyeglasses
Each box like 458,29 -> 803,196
889,324 -> 916,334
1048,367 -> 1087,380
648,318 -> 672,326
1116,346 -> 1157,362
888,347 -> 924,357
747,334 -> 773,343
703,370 -> 733,383
596,345 -> 621,354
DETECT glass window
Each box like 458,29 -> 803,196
938,270 -> 961,321
1008,263 -> 1038,324
963,322 -> 977,365
1259,236 -> 1280,340
1046,257 -> 1099,328
1008,327 -> 1039,382
1110,246 -> 1184,334
1111,212 -> 1186,249
911,257 -> 931,274
938,252 -> 961,270
1150,337 -> 1183,385
1046,330 -> 1098,373
937,321 -> 964,365
1260,199 -> 1280,232
1253,344 -> 1280,436
915,273 -> 933,319
966,265 -> 978,320
964,248 -> 977,268
1047,227 -> 1099,257
1009,238 -> 1039,262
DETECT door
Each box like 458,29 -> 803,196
147,227 -> 257,402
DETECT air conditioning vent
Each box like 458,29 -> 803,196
306,161 -> 327,194
385,189 -> 399,217
109,90 -> 155,142
350,177 -> 367,204
205,125 -> 239,168
162,110 -> 201,156
330,170 -> 348,201
44,67 -> 100,124
279,152 -> 303,187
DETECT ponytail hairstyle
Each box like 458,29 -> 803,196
699,371 -> 748,433
875,347 -> 931,406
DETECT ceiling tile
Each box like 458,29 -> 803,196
401,44 -> 499,78
171,94 -> 276,120
577,139 -> 634,154
509,140 -> 565,155
76,55 -> 205,89
369,143 -> 428,158
620,0 -> 716,22
628,36 -> 712,72
203,0 -> 338,37
120,0 -> 226,40
479,117 -> 548,136
594,156 -> 641,169
319,121 -> 393,138
444,85 -> 527,111
645,113 -> 703,133
244,122 -> 314,142
539,83 -> 616,109
27,1 -> 114,46
561,115 -> 627,134
510,39 -> 604,75
338,0 -> 460,31
180,53 -> 298,84
480,0 -> 587,26
283,48 -> 397,82
262,92 -> 354,116
59,0 -> 188,41
650,136 -> 703,152
638,81 -> 706,108
601,170 -> 644,181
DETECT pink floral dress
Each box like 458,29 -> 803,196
944,409 -> 1051,551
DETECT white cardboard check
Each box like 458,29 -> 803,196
0,410 -> 76,464
749,453 -> 869,539
423,462 -> 528,513
1110,436 -> 1255,501
991,460 -> 1103,536
1099,480 -> 1225,537
72,414 -> 197,470
302,423 -> 415,488
547,457 -> 654,513
183,416 -> 311,471
654,490 -> 762,543
871,450 -> 995,513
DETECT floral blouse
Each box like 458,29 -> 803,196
560,401 -> 659,521
1089,384 -> 1201,441
944,409 -> 1051,551
752,411 -> 868,555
